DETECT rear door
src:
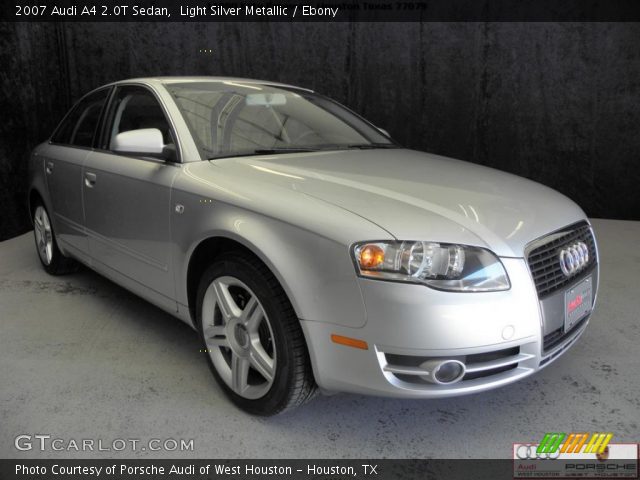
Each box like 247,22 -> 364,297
44,87 -> 110,259
82,85 -> 180,309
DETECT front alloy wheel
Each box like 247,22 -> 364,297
196,251 -> 316,415
201,276 -> 276,399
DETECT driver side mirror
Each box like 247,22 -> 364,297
112,128 -> 165,156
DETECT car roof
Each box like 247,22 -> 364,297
108,76 -> 314,92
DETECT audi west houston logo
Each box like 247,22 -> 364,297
516,444 -> 561,460
513,433 -> 639,479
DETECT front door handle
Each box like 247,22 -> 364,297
84,172 -> 97,188
45,161 -> 53,174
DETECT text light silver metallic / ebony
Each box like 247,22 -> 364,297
28,77 -> 599,415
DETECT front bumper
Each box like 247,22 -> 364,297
301,257 -> 597,398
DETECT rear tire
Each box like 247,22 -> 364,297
32,203 -> 79,275
196,251 -> 316,415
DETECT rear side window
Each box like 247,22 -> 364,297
51,88 -> 110,147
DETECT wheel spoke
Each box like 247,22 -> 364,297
240,296 -> 263,332
249,341 -> 275,382
42,210 -> 50,229
213,280 -> 242,320
34,212 -> 44,243
231,354 -> 250,394
203,324 -> 228,348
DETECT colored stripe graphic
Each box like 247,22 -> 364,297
549,433 -> 566,453
536,433 -> 552,454
539,432 -> 614,454
590,433 -> 606,453
537,433 -> 566,454
561,433 -> 586,453
584,433 -> 598,453
572,433 -> 589,453
584,432 -> 613,454
560,433 -> 575,453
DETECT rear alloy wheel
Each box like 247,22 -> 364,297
196,252 -> 316,415
32,203 -> 78,275
34,205 -> 53,266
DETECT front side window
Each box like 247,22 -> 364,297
51,88 -> 109,147
166,81 -> 393,159
104,86 -> 174,151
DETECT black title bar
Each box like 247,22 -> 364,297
3,458 -> 640,480
4,0 -> 640,22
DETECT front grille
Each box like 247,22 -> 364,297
526,222 -> 597,298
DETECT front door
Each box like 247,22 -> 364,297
83,85 -> 180,309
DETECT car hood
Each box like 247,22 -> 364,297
213,149 -> 586,257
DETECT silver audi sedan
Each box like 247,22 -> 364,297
28,77 -> 599,415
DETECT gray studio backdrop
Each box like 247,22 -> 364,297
1,22 -> 639,240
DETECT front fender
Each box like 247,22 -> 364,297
171,171 -> 392,328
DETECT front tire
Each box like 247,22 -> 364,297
32,203 -> 79,275
196,251 -> 316,415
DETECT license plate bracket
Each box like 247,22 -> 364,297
564,275 -> 592,333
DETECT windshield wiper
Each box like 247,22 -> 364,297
342,143 -> 399,149
253,147 -> 321,154
208,147 -> 320,160
208,144 -> 398,160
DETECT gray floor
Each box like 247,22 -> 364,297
1,219 -> 638,459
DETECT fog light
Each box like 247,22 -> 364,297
434,361 -> 465,384
419,359 -> 466,384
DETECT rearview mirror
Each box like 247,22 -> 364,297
111,128 -> 164,155
245,93 -> 287,106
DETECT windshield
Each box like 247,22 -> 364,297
166,81 -> 394,159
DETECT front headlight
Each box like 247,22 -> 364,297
352,241 -> 510,292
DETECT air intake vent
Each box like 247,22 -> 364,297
543,316 -> 589,352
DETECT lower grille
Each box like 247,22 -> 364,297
462,363 -> 517,381
543,315 -> 589,352
526,222 -> 597,298
383,346 -> 532,386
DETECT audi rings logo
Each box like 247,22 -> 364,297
516,444 -> 561,460
559,241 -> 589,277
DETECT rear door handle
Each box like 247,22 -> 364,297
84,172 -> 97,188
45,161 -> 53,174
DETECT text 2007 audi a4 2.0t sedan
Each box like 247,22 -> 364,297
28,77 -> 598,415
